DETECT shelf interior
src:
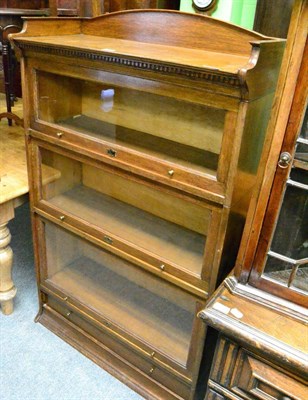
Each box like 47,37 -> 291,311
41,148 -> 209,276
45,222 -> 196,365
49,185 -> 205,275
37,70 -> 226,176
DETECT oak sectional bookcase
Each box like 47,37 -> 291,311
11,10 -> 285,400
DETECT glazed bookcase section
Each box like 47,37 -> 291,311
35,70 -> 224,178
29,64 -> 231,202
38,219 -> 206,376
33,142 -> 221,295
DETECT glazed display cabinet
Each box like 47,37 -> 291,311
12,10 -> 284,400
200,2 -> 307,399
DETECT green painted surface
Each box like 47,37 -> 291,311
180,0 -> 257,29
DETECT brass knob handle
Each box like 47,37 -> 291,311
168,169 -> 174,177
278,152 -> 292,168
160,264 -> 165,271
57,132 -> 63,138
63,296 -> 68,301
66,311 -> 71,317
149,367 -> 155,375
59,215 -> 65,221
150,352 -> 155,358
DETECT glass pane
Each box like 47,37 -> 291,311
270,171 -> 307,259
36,71 -> 226,176
295,105 -> 307,162
298,105 -> 307,140
295,141 -> 308,163
264,255 -> 292,286
290,167 -> 308,184
40,148 -> 209,276
264,254 -> 307,292
264,168 -> 308,292
293,266 -> 308,292
44,221 -> 196,366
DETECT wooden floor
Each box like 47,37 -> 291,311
0,93 -> 23,119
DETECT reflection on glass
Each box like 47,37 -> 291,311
37,71 -> 226,176
44,222 -> 196,366
40,148 -> 208,276
100,88 -> 114,112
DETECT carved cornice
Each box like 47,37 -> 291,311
16,42 -> 241,87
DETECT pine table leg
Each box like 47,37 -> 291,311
0,202 -> 17,315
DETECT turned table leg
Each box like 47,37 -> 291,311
0,202 -> 17,315
0,223 -> 16,315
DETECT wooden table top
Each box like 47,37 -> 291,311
0,97 -> 60,205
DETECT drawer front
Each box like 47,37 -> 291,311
27,59 -> 238,202
30,139 -> 223,294
231,350 -> 307,400
46,294 -> 193,399
210,337 -> 307,400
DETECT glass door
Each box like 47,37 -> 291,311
250,105 -> 307,305
35,70 -> 226,178
40,219 -> 204,370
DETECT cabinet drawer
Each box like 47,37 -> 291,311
29,63 -> 236,201
36,218 -> 206,376
45,295 -> 193,399
31,140 -> 222,293
211,338 -> 307,400
230,349 -> 307,400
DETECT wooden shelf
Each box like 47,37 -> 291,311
60,115 -> 219,176
49,185 -> 206,275
47,256 -> 195,365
